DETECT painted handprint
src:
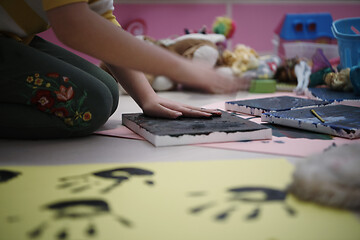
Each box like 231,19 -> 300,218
189,186 -> 296,221
57,167 -> 154,194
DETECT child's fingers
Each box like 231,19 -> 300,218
144,104 -> 182,119
173,106 -> 221,118
199,108 -> 222,116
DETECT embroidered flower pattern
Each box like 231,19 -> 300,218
31,90 -> 55,111
55,85 -> 74,102
83,112 -> 92,121
25,73 -> 92,127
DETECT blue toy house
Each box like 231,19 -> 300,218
274,12 -> 338,60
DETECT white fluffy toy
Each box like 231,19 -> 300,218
288,143 -> 360,210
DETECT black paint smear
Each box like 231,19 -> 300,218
190,202 -> 216,214
86,223 -> 96,236
57,228 -> 67,239
237,139 -> 254,143
6,215 -> 20,223
28,222 -> 47,238
246,207 -> 260,220
0,169 -> 21,183
46,199 -> 111,219
92,167 -> 154,179
145,180 -> 154,185
215,206 -> 236,221
116,216 -> 133,228
283,204 -> 297,216
228,187 -> 287,202
188,191 -> 207,197
263,123 -> 333,140
123,110 -> 269,137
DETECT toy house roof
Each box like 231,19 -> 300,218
274,13 -> 335,40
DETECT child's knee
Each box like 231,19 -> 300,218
1,77 -> 115,139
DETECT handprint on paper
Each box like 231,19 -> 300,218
57,167 -> 154,194
188,186 -> 296,221
0,169 -> 21,183
28,199 -> 132,239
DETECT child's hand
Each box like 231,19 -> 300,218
170,61 -> 250,94
140,95 -> 221,119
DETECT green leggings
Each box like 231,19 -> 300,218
0,36 -> 119,139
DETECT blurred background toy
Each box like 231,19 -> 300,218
273,12 -> 338,61
288,143 -> 360,210
212,16 -> 236,39
324,68 -> 353,92
138,33 -> 229,92
222,44 -> 259,76
123,18 -> 147,36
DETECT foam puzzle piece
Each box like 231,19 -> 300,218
225,96 -> 329,116
122,111 -> 272,147
262,104 -> 360,139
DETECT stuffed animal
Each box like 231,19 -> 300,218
100,33 -> 279,93
137,33 -> 230,92
222,44 -> 281,81
324,68 -> 353,92
288,143 -> 360,210
99,33 -> 228,93
222,44 -> 259,76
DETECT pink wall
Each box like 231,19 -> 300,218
114,4 -> 227,39
39,2 -> 360,65
231,3 -> 360,52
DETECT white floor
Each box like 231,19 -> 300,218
0,90 -> 302,166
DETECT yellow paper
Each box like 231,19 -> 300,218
0,159 -> 359,240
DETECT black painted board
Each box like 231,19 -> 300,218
306,87 -> 360,103
122,111 -> 272,146
262,104 -> 360,139
226,96 -> 329,116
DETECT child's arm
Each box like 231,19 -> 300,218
103,63 -> 221,118
46,2 -> 244,117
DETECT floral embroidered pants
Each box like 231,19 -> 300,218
0,36 -> 119,139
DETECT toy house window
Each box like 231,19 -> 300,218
294,23 -> 303,32
307,22 -> 317,32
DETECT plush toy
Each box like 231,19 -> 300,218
288,143 -> 360,210
274,57 -> 299,85
100,33 -> 231,93
221,44 -> 281,80
212,16 -> 236,39
324,68 -> 353,92
222,44 -> 259,75
135,33 -> 230,92
100,32 -> 279,93
274,57 -> 313,94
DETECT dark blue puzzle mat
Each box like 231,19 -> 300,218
306,87 -> 360,105
262,104 -> 360,139
225,96 -> 329,116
